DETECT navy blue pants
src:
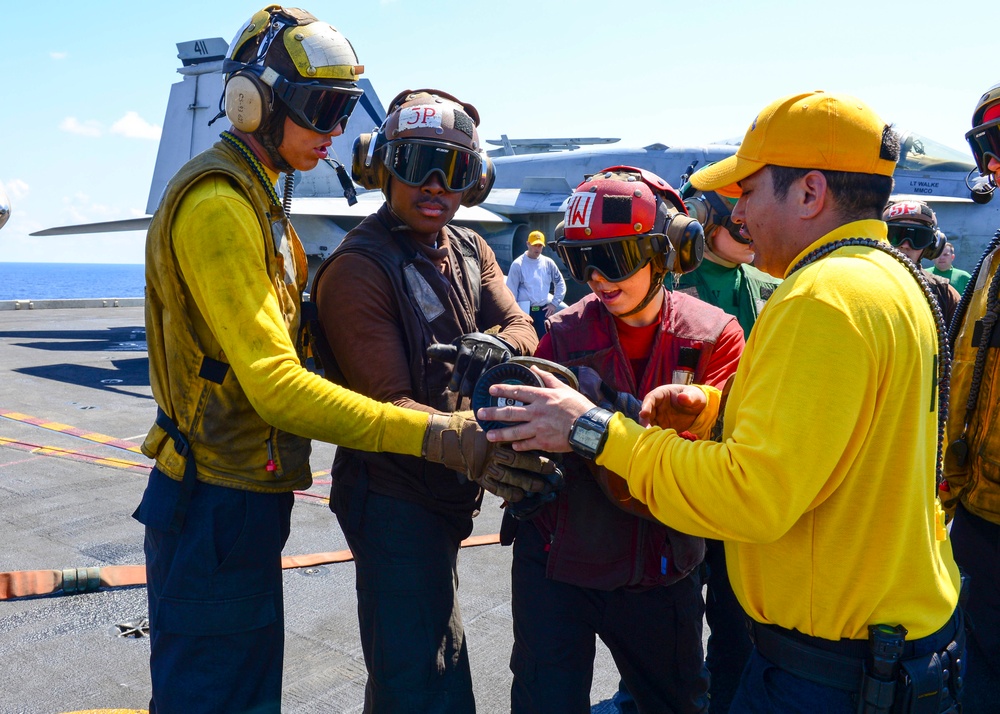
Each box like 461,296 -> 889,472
950,503 -> 1000,711
332,483 -> 476,714
731,610 -> 964,713
729,649 -> 856,713
510,522 -> 709,714
529,308 -> 547,338
134,468 -> 293,714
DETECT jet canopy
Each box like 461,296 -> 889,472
896,130 -> 976,173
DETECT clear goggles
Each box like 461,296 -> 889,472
385,140 -> 484,192
555,235 -> 664,284
273,78 -> 363,135
887,223 -> 937,250
966,118 -> 1000,175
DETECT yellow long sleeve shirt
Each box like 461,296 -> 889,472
150,163 -> 426,488
599,220 -> 960,640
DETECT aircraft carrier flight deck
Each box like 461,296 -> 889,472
0,303 -> 627,714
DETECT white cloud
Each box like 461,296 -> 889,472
1,179 -> 30,200
59,117 -> 102,137
111,111 -> 161,140
50,51 -> 68,60
63,192 -> 123,223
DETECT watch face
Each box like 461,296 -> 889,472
575,426 -> 602,450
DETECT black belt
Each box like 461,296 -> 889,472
750,610 -> 961,692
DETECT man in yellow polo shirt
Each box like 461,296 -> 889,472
479,91 -> 964,713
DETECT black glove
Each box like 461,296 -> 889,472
504,466 -> 565,520
570,366 -> 641,421
427,332 -> 515,398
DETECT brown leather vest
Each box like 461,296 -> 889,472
317,207 -> 485,518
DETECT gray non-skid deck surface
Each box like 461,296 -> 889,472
0,306 -> 626,713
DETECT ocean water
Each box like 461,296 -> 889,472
0,263 -> 145,300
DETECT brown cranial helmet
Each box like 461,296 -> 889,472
351,89 -> 495,207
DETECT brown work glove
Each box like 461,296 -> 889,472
423,412 -> 560,502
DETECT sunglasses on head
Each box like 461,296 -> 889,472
385,140 -> 484,192
887,223 -> 937,250
555,235 -> 666,284
966,118 -> 1000,175
273,78 -> 363,135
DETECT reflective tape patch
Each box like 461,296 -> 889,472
565,192 -> 595,229
399,106 -> 443,131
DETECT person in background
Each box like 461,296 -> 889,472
313,88 -> 544,712
136,10 -> 551,711
931,239 -> 972,294
506,229 -> 567,337
883,198 -> 961,325
942,80 -> 1000,713
480,91 -> 964,713
675,185 -> 781,336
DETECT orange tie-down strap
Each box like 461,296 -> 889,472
0,533 -> 501,600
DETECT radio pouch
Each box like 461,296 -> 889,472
897,651 -> 944,714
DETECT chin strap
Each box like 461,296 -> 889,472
616,261 -> 668,319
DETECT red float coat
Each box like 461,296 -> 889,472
533,290 -> 744,590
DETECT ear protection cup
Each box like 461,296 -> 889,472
923,230 -> 947,261
683,197 -> 709,225
460,154 -> 495,207
224,70 -> 272,133
351,132 -> 387,189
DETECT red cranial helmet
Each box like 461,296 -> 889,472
556,166 -> 704,317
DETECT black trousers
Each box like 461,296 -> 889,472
704,539 -> 754,713
950,503 -> 1000,712
333,484 -> 476,714
510,522 -> 709,714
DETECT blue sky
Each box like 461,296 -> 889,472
1,0 -> 993,263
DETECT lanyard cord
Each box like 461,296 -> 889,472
220,130 -> 283,210
951,234 -> 1000,457
788,238 -> 950,489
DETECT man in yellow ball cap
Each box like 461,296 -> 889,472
478,91 -> 965,712
506,229 -> 567,337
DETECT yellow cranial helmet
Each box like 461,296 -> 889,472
223,5 -> 364,136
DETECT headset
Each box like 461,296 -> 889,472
222,9 -> 295,133
683,192 -> 748,245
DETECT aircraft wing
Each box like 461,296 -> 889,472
479,177 -> 574,217
293,193 -> 509,223
30,218 -> 153,237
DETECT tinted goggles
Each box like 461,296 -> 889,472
887,223 -> 937,250
966,118 -> 1000,174
385,141 -> 484,192
275,79 -> 363,134
555,235 -> 662,284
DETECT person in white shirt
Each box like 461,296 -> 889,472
506,230 -> 567,337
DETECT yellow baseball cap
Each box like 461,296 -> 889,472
691,91 -> 897,196
527,230 -> 546,246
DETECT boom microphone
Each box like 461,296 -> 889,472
967,168 -> 996,205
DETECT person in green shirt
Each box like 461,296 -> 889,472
672,187 -> 781,338
931,238 -> 972,293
